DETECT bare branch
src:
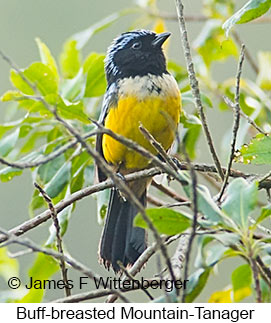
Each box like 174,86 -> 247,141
181,151 -> 198,303
175,0 -> 224,181
117,261 -> 154,301
139,124 -> 178,172
250,256 -> 262,303
0,132 -> 94,169
0,167 -> 160,244
223,96 -> 266,135
151,180 -> 189,203
34,183 -> 71,297
218,45 -> 246,202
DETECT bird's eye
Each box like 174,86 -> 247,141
132,41 -> 142,50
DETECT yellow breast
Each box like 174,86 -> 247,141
102,73 -> 181,170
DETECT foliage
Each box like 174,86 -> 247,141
0,0 -> 271,303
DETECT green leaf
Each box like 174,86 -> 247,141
223,0 -> 271,37
70,152 -> 89,194
134,208 -> 191,235
23,62 -> 58,95
19,252 -> 59,303
84,53 -> 106,97
11,62 -> 58,96
0,167 -> 22,182
95,189 -> 110,224
38,154 -> 66,184
257,51 -> 271,90
56,99 -> 89,124
10,70 -> 35,95
0,248 -> 19,281
222,178 -> 258,229
231,264 -> 252,302
20,130 -> 47,154
35,38 -> 59,83
194,19 -> 238,67
0,90 -> 23,102
0,151 -> 41,182
60,40 -> 81,79
0,128 -> 20,157
43,93 -> 89,124
179,171 -> 223,225
237,133 -> 271,164
61,69 -> 86,101
182,90 -> 213,108
185,268 -> 211,302
255,204 -> 271,224
29,189 -> 45,217
44,161 -> 71,198
180,111 -> 201,159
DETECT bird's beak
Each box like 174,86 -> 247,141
152,32 -> 171,48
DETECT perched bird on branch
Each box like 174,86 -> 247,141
96,29 -> 181,272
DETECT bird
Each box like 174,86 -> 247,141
96,29 -> 181,272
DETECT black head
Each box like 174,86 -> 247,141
105,29 -> 170,85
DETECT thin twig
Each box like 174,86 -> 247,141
156,254 -> 171,302
181,150 -> 198,303
117,261 -> 154,301
147,194 -> 166,207
218,45 -> 246,202
259,170 -> 271,185
166,234 -> 189,280
139,124 -> 178,172
175,0 -> 224,181
34,183 -> 71,297
0,167 -> 160,244
250,256 -> 262,303
152,180 -> 188,203
223,96 -> 266,135
106,234 -> 180,303
256,256 -> 271,284
0,132 -> 94,169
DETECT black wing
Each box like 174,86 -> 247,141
96,82 -> 119,182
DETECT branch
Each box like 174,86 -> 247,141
181,150 -> 198,303
0,167 -> 160,243
223,96 -> 266,135
106,234 -> 180,303
175,0 -> 224,181
0,132 -> 94,169
0,227 -> 130,303
139,123 -> 178,172
1,161 -> 271,244
218,45 -> 246,202
34,183 -> 71,297
151,180 -> 189,203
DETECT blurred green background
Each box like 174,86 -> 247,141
0,0 -> 269,302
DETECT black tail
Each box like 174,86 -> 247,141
99,188 -> 147,272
